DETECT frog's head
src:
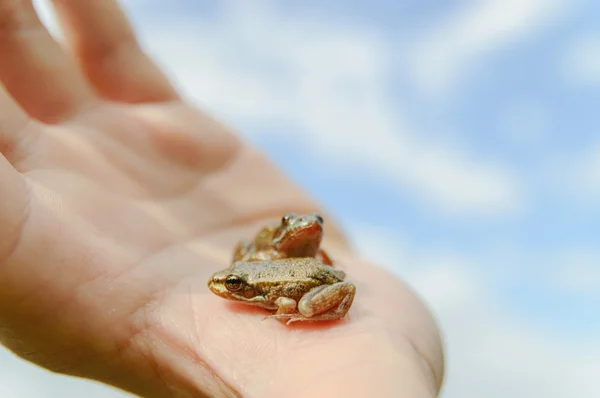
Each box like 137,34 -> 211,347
272,212 -> 324,257
207,265 -> 268,307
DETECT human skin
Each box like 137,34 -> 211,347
0,1 -> 444,397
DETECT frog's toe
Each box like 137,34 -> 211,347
267,313 -> 349,325
266,314 -> 308,324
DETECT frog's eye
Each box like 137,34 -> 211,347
313,213 -> 324,224
225,274 -> 243,292
282,212 -> 296,224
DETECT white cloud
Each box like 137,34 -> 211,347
348,223 -> 600,398
409,0 -> 571,97
562,31 -> 600,86
418,273 -> 598,398
138,3 -> 524,217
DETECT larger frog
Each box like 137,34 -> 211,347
208,257 -> 355,324
232,212 -> 334,266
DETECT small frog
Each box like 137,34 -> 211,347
232,212 -> 334,266
208,258 -> 355,324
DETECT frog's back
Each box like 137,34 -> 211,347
231,258 -> 343,284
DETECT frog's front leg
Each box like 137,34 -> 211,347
262,297 -> 298,324
267,281 -> 356,325
232,240 -> 251,263
316,249 -> 334,266
274,297 -> 297,315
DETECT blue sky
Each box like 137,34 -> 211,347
1,0 -> 598,397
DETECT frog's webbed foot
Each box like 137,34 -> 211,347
267,313 -> 344,325
266,310 -> 352,325
266,313 -> 310,325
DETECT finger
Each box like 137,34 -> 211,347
0,0 -> 97,124
50,0 -> 179,104
0,152 -> 27,264
0,83 -> 43,162
0,92 -> 28,261
0,84 -> 29,150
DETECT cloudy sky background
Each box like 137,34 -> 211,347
1,0 -> 599,396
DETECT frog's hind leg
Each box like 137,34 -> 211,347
298,281 -> 355,322
268,282 -> 356,325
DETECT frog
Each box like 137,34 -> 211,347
232,212 -> 334,266
208,257 -> 355,324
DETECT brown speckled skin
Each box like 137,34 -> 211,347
231,213 -> 334,266
208,258 -> 346,310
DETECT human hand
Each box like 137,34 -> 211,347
0,1 -> 444,397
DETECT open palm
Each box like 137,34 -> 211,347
0,1 -> 443,397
